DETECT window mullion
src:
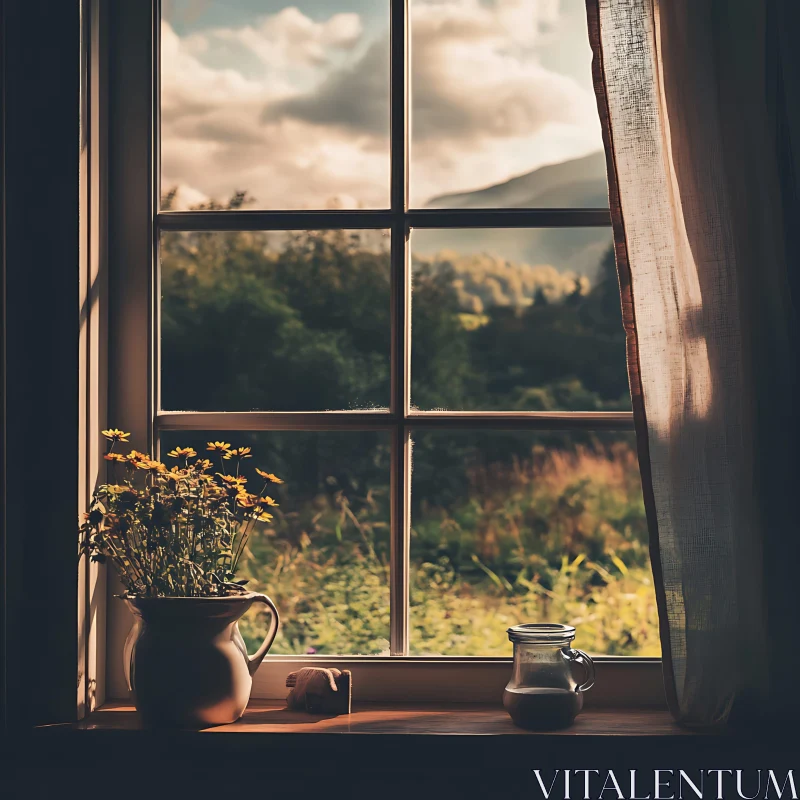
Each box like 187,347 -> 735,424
390,426 -> 411,656
390,0 -> 408,218
154,410 -> 635,431
152,0 -> 162,430
154,208 -> 611,232
156,209 -> 396,231
389,0 -> 410,657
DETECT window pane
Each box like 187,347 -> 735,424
161,1 -> 390,210
160,229 -> 391,411
409,430 -> 658,656
409,0 -> 606,208
160,430 -> 391,655
410,228 -> 629,411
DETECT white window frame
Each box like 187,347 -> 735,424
95,0 -> 663,707
78,0 -> 109,717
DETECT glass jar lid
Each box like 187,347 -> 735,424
507,623 -> 576,644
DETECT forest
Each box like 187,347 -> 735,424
158,191 -> 659,657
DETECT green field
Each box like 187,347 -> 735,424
233,437 -> 659,658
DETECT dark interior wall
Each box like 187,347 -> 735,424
1,0 -> 81,729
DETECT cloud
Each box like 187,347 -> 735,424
161,14 -> 389,209
160,1 -> 602,210
160,21 -> 264,118
263,0 -> 590,145
215,8 -> 363,71
409,0 -> 592,142
262,36 -> 389,135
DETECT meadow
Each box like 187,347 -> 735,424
237,437 -> 660,657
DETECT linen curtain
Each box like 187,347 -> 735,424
586,0 -> 799,727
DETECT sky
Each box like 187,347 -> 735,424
160,0 -> 603,210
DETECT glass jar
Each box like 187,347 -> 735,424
503,623 -> 595,730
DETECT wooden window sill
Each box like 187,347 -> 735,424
7,702 -> 797,795
76,700 -> 689,737
17,702 -> 798,780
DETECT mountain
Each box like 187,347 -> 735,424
425,151 -> 609,210
417,152 -> 611,279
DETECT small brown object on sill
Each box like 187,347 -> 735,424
286,667 -> 352,715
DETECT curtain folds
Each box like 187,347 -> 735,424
587,0 -> 799,727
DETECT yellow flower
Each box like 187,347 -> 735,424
224,447 -> 252,460
167,447 -> 197,459
217,474 -> 247,487
104,453 -> 128,463
260,496 -> 279,507
193,458 -> 213,471
103,484 -> 127,494
136,459 -> 166,473
102,429 -> 131,443
236,492 -> 258,508
126,450 -> 150,464
253,511 -> 274,522
206,441 -> 231,453
255,469 -> 283,484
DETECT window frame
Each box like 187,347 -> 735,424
102,0 -> 662,704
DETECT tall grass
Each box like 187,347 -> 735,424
238,441 -> 660,657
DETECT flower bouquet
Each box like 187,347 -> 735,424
79,429 -> 283,727
79,429 -> 282,597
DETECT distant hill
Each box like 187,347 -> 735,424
425,151 -> 609,210
412,251 -> 591,314
418,152 -> 611,279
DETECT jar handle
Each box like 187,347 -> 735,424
246,594 -> 280,677
568,648 -> 595,692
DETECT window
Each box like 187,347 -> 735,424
108,0 -> 659,698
